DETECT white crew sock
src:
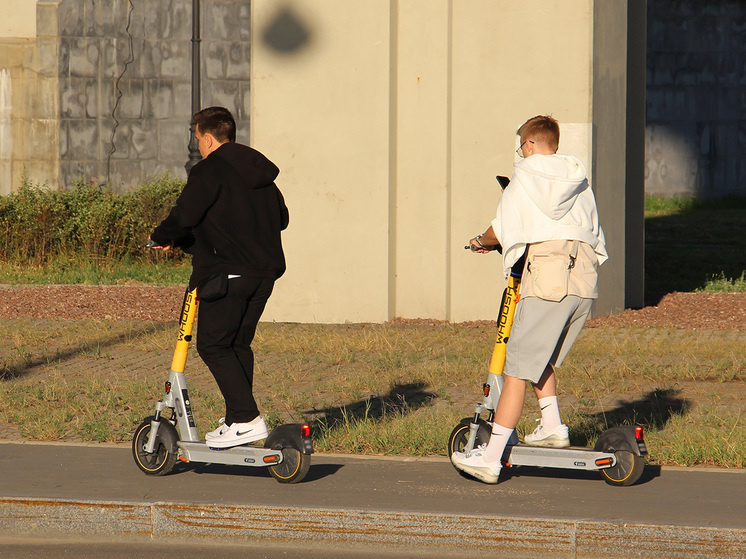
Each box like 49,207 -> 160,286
538,396 -> 562,431
483,423 -> 514,463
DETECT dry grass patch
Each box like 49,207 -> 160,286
0,319 -> 743,468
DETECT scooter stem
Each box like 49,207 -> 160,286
171,288 -> 198,373
488,273 -> 521,375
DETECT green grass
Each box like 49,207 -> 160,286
0,193 -> 744,468
645,194 -> 746,293
0,320 -> 743,468
0,256 -> 191,285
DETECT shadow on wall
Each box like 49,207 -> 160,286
644,196 -> 746,302
646,0 -> 746,199
261,5 -> 313,54
645,122 -> 743,200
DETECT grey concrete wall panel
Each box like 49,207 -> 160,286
207,0 -> 251,41
143,80 -> 175,119
206,80 -> 241,117
37,3 -> 61,37
647,0 -> 746,198
58,0 -> 85,37
158,119 -> 191,160
21,0 -> 252,189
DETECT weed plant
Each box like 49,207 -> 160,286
0,176 -> 190,283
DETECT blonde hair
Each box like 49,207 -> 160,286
517,115 -> 559,152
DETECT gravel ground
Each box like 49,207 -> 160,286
0,284 -> 744,330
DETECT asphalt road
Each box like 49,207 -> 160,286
0,442 -> 744,557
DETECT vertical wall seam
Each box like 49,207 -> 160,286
387,0 -> 399,321
444,0 -> 453,322
625,0 -> 646,309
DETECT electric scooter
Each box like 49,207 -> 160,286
132,287 -> 313,484
449,179 -> 647,487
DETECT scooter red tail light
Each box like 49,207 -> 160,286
301,424 -> 311,438
635,426 -> 644,440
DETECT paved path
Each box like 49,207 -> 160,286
0,441 -> 744,557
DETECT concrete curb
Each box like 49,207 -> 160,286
1,497 -> 744,557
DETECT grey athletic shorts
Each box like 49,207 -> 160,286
504,295 -> 593,383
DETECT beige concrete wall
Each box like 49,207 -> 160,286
448,1 -> 594,323
251,1 -> 392,323
0,0 -> 37,39
252,0 -> 598,323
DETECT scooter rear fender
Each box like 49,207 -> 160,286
594,425 -> 648,457
265,423 -> 314,455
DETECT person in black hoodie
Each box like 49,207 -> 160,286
149,106 -> 289,449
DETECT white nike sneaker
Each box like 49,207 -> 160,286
205,416 -> 269,448
205,417 -> 226,439
451,445 -> 502,484
523,420 -> 570,448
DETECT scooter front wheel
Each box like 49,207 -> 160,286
268,447 -> 311,484
132,416 -> 179,476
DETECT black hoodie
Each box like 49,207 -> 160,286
151,142 -> 289,288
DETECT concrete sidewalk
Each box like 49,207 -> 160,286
0,441 -> 744,557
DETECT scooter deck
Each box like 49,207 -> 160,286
178,441 -> 283,467
503,444 -> 616,471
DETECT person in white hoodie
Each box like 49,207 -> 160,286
452,115 -> 607,484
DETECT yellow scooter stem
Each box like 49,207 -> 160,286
488,274 -> 521,375
171,288 -> 198,373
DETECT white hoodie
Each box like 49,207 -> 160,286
491,153 -> 608,277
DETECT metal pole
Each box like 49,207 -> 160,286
185,0 -> 202,174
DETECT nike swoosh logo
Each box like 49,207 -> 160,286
236,430 -> 253,436
540,405 -> 551,410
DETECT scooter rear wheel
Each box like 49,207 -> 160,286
600,450 -> 645,486
132,416 -> 179,476
268,447 -> 311,484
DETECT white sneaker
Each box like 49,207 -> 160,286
205,416 -> 269,448
523,421 -> 570,448
451,445 -> 501,484
205,417 -> 227,439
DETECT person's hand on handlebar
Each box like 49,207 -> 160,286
147,236 -> 172,251
465,227 -> 500,253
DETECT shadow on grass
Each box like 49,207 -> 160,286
0,322 -> 172,381
573,388 -> 691,447
302,381 -> 438,431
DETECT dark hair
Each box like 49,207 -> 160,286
517,115 -> 560,152
191,106 -> 236,143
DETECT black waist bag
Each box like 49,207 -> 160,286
198,273 -> 229,302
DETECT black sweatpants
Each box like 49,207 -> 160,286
196,276 -> 275,425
